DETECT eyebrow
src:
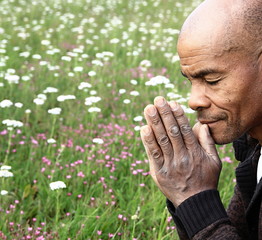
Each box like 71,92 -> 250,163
181,68 -> 219,79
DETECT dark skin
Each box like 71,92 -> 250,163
140,0 -> 262,207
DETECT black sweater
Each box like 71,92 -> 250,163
167,135 -> 262,239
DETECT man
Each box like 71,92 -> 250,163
140,0 -> 262,239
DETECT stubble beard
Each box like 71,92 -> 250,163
210,119 -> 242,145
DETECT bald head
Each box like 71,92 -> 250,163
177,0 -> 262,144
178,0 -> 262,58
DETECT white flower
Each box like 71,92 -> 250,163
33,98 -> 45,105
37,94 -> 47,100
57,95 -> 76,102
165,83 -> 175,89
133,116 -> 143,122
2,119 -> 23,128
19,52 -> 30,58
176,98 -> 187,103
0,99 -> 13,108
90,90 -> 97,95
47,138 -> 56,144
15,102 -> 23,108
84,96 -> 101,106
21,76 -> 30,81
130,91 -> 139,96
1,165 -> 11,170
41,40 -> 51,46
5,75 -> 20,84
43,87 -> 58,93
123,99 -> 131,104
145,76 -> 170,86
92,60 -> 103,66
140,60 -> 151,68
48,107 -> 62,115
131,214 -> 139,220
32,54 -> 42,59
171,55 -> 180,63
181,105 -> 195,114
88,107 -> 101,113
0,170 -> 14,177
61,56 -> 71,62
49,181 -> 66,190
92,138 -> 104,144
88,71 -> 96,77
25,109 -> 31,114
119,89 -> 126,94
1,190 -> 8,195
39,61 -> 48,66
0,83 -> 4,87
167,92 -> 182,99
134,126 -> 141,131
78,82 -> 92,90
110,38 -> 120,44
73,66 -> 83,72
130,79 -> 138,85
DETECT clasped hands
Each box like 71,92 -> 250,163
140,96 -> 222,207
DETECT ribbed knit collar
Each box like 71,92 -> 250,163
233,134 -> 261,204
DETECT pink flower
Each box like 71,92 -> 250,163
77,171 -> 85,178
97,230 -> 102,235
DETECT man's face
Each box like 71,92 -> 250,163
178,41 -> 262,144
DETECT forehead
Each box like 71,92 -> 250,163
177,0 -> 239,58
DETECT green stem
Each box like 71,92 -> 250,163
47,117 -> 57,155
3,129 -> 13,165
55,191 -> 60,224
131,219 -> 137,239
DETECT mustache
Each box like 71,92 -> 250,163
197,112 -> 228,121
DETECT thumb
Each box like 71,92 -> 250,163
198,124 -> 218,157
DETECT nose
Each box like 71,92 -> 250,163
188,83 -> 211,111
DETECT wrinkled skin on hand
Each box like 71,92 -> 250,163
140,96 -> 222,207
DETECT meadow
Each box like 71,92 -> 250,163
0,0 -> 237,239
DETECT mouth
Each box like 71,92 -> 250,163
198,119 -> 220,125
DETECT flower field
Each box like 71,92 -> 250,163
0,0 -> 237,239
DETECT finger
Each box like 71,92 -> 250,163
197,124 -> 219,157
144,104 -> 174,162
153,97 -> 186,156
169,101 -> 198,150
140,125 -> 164,172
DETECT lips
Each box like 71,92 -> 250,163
198,119 -> 219,125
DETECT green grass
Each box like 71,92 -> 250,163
0,0 -> 237,239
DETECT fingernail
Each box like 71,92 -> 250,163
169,101 -> 179,111
155,97 -> 166,107
142,126 -> 151,136
145,105 -> 157,116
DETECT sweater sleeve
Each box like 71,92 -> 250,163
167,189 -> 242,239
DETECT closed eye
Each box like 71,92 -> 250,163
205,79 -> 221,86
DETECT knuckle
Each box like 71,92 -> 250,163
145,137 -> 155,145
159,109 -> 170,117
157,135 -> 170,146
172,106 -> 184,117
180,125 -> 191,135
169,125 -> 180,137
159,166 -> 168,176
151,149 -> 162,159
151,116 -> 160,125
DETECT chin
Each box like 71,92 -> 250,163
210,127 -> 242,145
